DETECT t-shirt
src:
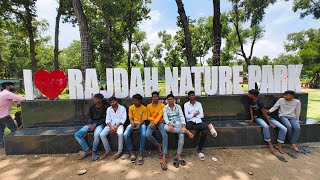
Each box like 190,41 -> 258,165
87,104 -> 107,126
129,104 -> 148,124
147,103 -> 165,124
269,98 -> 301,121
249,99 -> 265,119
0,90 -> 25,119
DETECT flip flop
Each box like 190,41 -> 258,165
173,158 -> 179,168
92,153 -> 99,161
209,124 -> 217,137
179,159 -> 186,166
120,154 -> 128,160
130,155 -> 136,163
286,151 -> 297,159
160,161 -> 168,171
137,156 -> 144,165
274,153 -> 288,162
299,146 -> 311,154
198,152 -> 205,161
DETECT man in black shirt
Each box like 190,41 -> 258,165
248,89 -> 287,154
75,93 -> 107,161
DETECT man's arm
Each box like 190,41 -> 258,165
268,99 -> 281,113
249,106 -> 254,123
184,103 -> 193,119
96,106 -> 106,126
262,108 -> 274,127
153,105 -> 164,124
163,107 -> 170,124
295,100 -> 301,121
87,106 -> 93,125
7,92 -> 25,102
196,103 -> 204,119
106,108 -> 113,128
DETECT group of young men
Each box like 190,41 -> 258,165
74,91 -> 217,170
0,81 -> 303,170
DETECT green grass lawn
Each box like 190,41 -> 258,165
302,88 -> 320,120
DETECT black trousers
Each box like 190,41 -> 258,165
186,121 -> 208,152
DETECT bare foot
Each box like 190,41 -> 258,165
182,129 -> 194,138
157,144 -> 162,154
291,144 -> 300,152
275,144 -> 285,154
114,152 -> 121,160
99,152 -> 109,160
268,143 -> 275,154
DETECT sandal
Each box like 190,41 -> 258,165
173,158 -> 179,168
208,124 -> 217,137
286,151 -> 297,159
198,152 -> 205,161
92,152 -> 99,161
179,159 -> 186,166
160,161 -> 168,171
78,151 -> 91,160
137,156 -> 144,165
274,153 -> 288,162
130,155 -> 136,163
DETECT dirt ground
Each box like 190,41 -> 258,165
0,144 -> 320,180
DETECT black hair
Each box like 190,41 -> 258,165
93,93 -> 104,99
132,94 -> 143,101
1,82 -> 14,89
109,96 -> 118,102
166,94 -> 175,99
248,89 -> 259,97
284,90 -> 295,95
151,91 -> 159,96
188,91 -> 195,96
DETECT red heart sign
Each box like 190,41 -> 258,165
34,70 -> 68,100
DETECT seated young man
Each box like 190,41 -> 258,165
75,93 -> 107,161
145,91 -> 167,170
248,89 -> 287,154
124,94 -> 147,165
100,96 -> 127,160
267,90 -> 301,152
184,91 -> 217,160
0,82 -> 25,148
163,94 -> 193,169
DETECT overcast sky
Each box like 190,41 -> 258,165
36,0 -> 319,59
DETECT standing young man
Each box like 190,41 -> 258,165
100,97 -> 126,160
124,94 -> 147,165
163,94 -> 193,169
75,93 -> 107,161
268,90 -> 301,152
184,91 -> 217,160
0,82 -> 25,148
145,91 -> 167,170
248,89 -> 287,154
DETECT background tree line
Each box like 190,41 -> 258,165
0,0 -> 319,83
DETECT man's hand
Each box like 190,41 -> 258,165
266,110 -> 270,114
110,126 -> 116,133
181,127 -> 187,133
135,124 -> 140,130
149,122 -> 155,129
193,112 -> 199,117
168,124 -> 174,133
89,124 -> 96,131
270,123 -> 276,128
250,118 -> 254,126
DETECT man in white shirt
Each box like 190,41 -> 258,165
184,91 -> 217,160
100,97 -> 127,160
268,90 -> 301,152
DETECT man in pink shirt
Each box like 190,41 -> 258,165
0,82 -> 25,148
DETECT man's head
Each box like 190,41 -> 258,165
1,82 -> 15,92
166,94 -> 175,105
248,89 -> 259,99
188,91 -> 196,101
132,94 -> 143,107
93,93 -> 104,105
151,91 -> 160,103
283,90 -> 295,101
109,96 -> 118,107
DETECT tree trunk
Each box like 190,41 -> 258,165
127,1 -> 133,79
104,16 -> 112,68
54,2 -> 62,70
175,0 -> 195,67
72,0 -> 94,73
24,4 -> 37,72
212,0 -> 221,66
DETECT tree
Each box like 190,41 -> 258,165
284,28 -> 320,84
0,0 -> 38,72
288,0 -> 320,19
175,0 -> 195,66
228,0 -> 276,65
132,30 -> 152,68
59,40 -> 81,71
72,0 -> 94,73
213,0 -> 222,66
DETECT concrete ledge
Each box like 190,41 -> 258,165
4,122 -> 320,155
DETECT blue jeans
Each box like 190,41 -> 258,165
280,116 -> 301,144
0,116 -> 17,145
146,123 -> 167,149
75,124 -> 104,152
124,123 -> 146,151
163,124 -> 184,155
255,117 -> 287,143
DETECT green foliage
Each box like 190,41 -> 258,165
289,0 -> 320,19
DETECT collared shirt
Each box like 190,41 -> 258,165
129,104 -> 148,124
163,103 -> 186,125
184,101 -> 204,124
105,104 -> 127,126
0,90 -> 25,119
147,102 -> 165,124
